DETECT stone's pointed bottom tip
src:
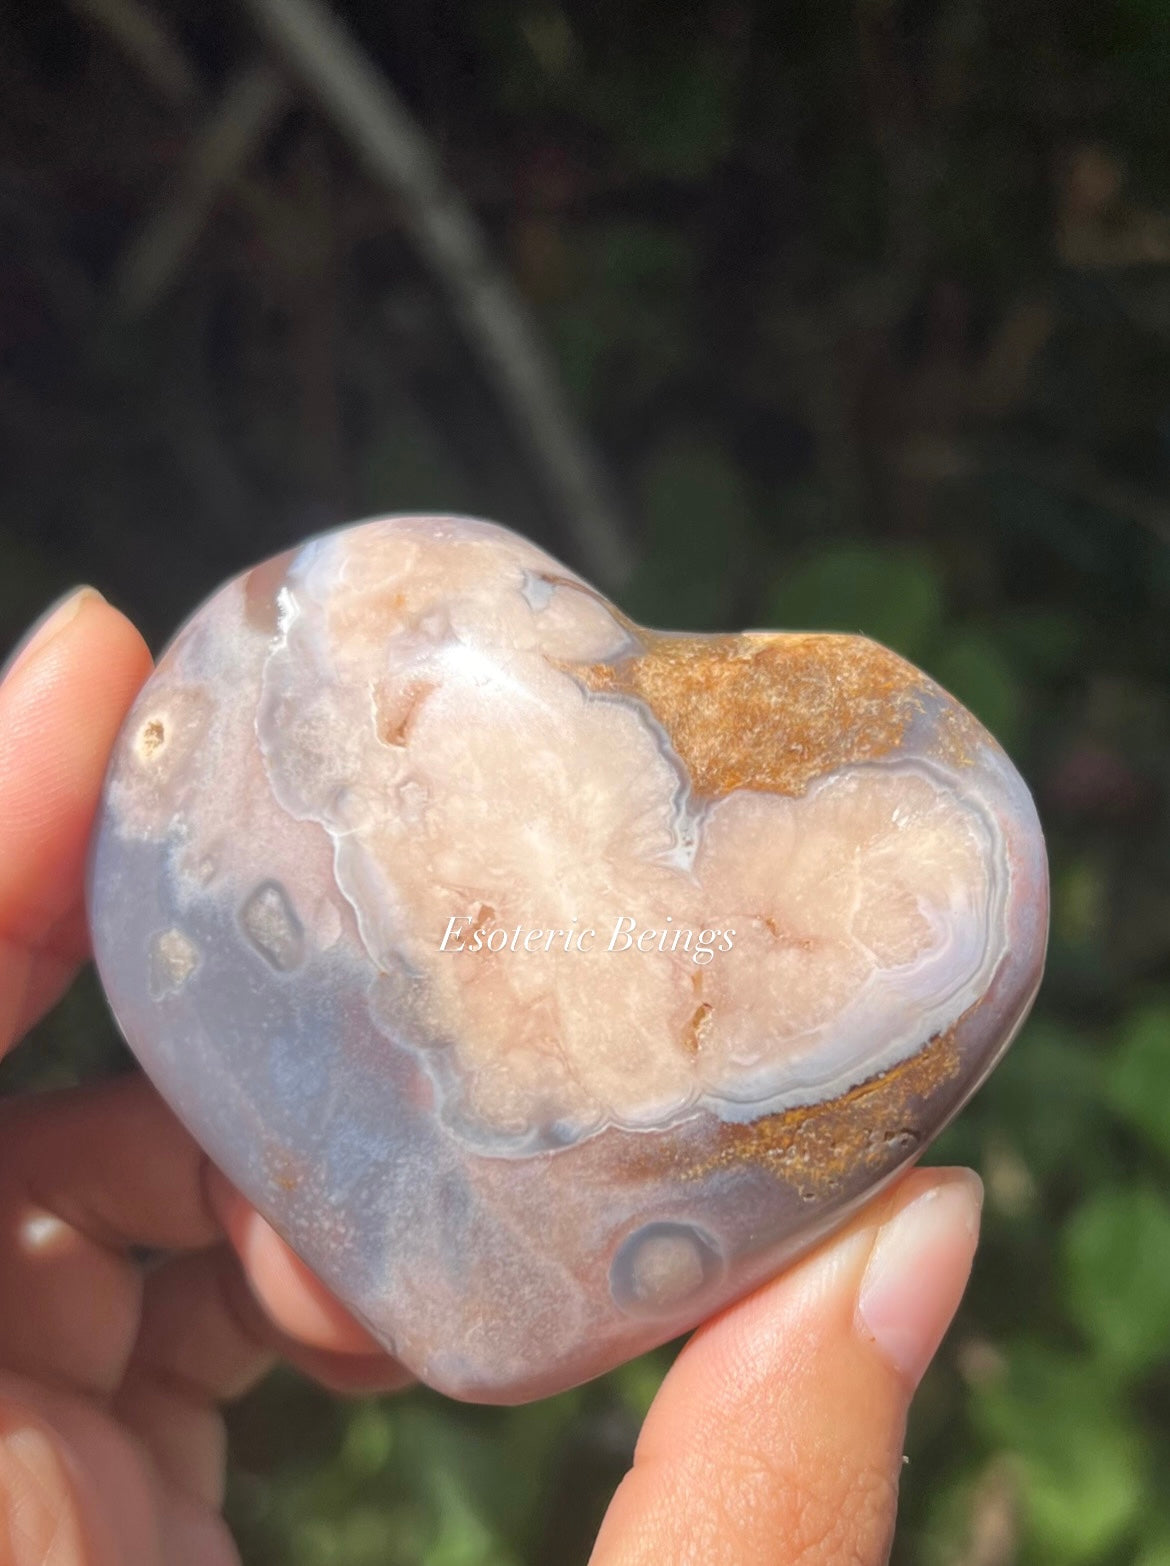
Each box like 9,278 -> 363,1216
87,512 -> 1048,1403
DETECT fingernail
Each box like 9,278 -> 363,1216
0,586 -> 103,684
857,1169 -> 983,1389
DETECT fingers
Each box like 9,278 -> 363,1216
0,587 -> 412,1551
0,587 -> 152,1047
207,1168 -> 389,1359
0,1388 -> 95,1564
127,1248 -> 277,1408
0,1072 -> 220,1250
0,1075 -> 219,1396
591,1167 -> 983,1566
114,1247 -> 275,1508
0,1069 -> 405,1526
114,1233 -> 410,1512
0,1071 -> 406,1413
0,1371 -> 241,1566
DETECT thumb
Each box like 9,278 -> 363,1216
590,1165 -> 983,1566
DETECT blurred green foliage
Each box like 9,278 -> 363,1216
4,0 -> 1170,1561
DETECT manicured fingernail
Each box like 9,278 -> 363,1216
857,1169 -> 983,1389
0,586 -> 103,684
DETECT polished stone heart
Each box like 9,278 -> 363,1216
87,515 -> 1048,1402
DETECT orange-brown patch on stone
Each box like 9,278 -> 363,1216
573,631 -> 981,797
263,1140 -> 308,1194
934,695 -> 993,770
136,716 -> 166,761
123,685 -> 212,804
685,1025 -> 961,1194
374,677 -> 437,747
682,1000 -> 713,1057
759,916 -> 816,951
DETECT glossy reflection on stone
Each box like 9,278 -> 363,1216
88,515 -> 1049,1402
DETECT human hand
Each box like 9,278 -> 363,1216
0,586 -> 982,1565
0,587 -> 408,1563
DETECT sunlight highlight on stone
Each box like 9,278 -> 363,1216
88,514 -> 1049,1402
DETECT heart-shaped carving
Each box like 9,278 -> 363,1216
88,516 -> 1048,1401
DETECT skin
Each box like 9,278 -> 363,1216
0,588 -> 983,1565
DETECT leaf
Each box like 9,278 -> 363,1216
584,53 -> 734,181
1051,852 -> 1109,954
1062,1185 -> 1170,1373
622,436 -> 751,629
972,1343 -> 1146,1561
766,544 -> 944,662
613,1349 -> 668,1420
935,1019 -> 1106,1185
361,420 -> 471,516
552,308 -> 610,409
424,1469 -> 519,1566
1108,1004 -> 1170,1160
995,606 -> 1086,676
551,222 -> 695,413
928,629 -> 1024,750
341,1401 -> 395,1478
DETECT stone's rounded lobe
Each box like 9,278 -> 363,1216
87,514 -> 1049,1403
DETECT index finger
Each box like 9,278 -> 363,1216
590,1166 -> 983,1566
0,587 -> 152,1049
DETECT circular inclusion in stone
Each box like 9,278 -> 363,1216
611,1222 -> 724,1314
87,514 -> 1049,1402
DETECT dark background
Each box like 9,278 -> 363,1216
4,1 -> 1170,1561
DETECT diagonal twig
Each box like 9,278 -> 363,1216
66,0 -> 294,315
114,59 -> 292,314
238,0 -> 635,589
66,0 -> 201,107
894,434 -> 1170,549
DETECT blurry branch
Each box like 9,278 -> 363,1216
1057,144 -> 1170,268
66,0 -> 201,107
115,61 -> 292,314
952,1455 -> 1019,1566
856,2 -> 933,296
239,0 -> 635,589
969,296 -> 1057,421
66,0 -> 293,314
1004,445 -> 1170,548
896,434 -> 1170,547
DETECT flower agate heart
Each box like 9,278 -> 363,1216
87,515 -> 1048,1402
